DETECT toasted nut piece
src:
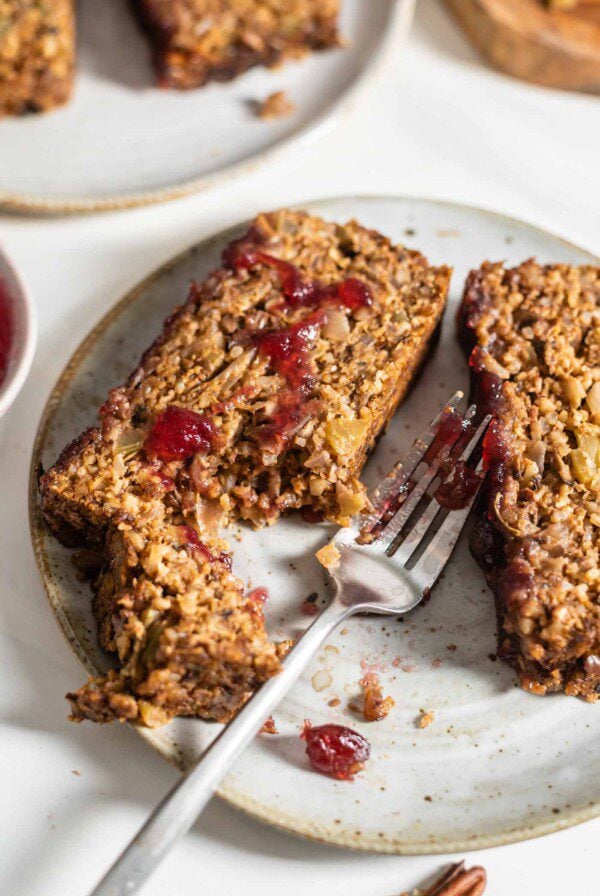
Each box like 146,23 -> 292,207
576,430 -> 600,464
562,376 -> 586,407
138,701 -> 169,729
587,382 -> 600,421
316,541 -> 341,570
337,489 -> 367,520
570,448 -> 595,485
325,419 -> 369,457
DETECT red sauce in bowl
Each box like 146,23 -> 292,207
0,279 -> 13,389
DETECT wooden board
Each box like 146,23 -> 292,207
443,0 -> 600,93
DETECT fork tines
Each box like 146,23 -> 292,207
362,393 -> 492,591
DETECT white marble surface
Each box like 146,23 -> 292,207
0,2 -> 598,893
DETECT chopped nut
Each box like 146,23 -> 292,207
361,677 -> 395,721
323,308 -> 351,341
414,860 -> 487,896
586,382 -> 600,421
138,701 -> 169,729
418,710 -> 435,729
562,376 -> 585,408
254,90 -> 296,119
337,488 -> 367,520
325,418 -> 369,457
570,448 -> 595,485
316,541 -> 341,570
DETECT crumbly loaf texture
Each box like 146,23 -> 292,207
132,0 -> 340,88
41,209 -> 450,726
73,522 -> 280,727
459,260 -> 600,701
0,0 -> 75,116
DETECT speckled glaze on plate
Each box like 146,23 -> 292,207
30,197 -> 600,853
0,1 -> 413,214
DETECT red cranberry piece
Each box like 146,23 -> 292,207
301,721 -> 370,781
144,406 -> 217,461
261,716 -> 278,735
247,586 -> 269,604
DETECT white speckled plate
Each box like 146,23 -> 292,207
0,1 -> 413,214
30,197 -> 600,853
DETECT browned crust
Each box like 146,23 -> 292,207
459,260 -> 600,701
0,0 -> 75,116
131,0 -> 340,89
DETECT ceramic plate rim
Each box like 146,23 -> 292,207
29,195 -> 600,854
1,1 -> 414,216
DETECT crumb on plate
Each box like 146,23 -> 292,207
255,90 -> 295,119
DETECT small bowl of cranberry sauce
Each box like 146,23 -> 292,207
0,247 -> 36,419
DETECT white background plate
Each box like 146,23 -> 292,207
1,1 -> 413,213
31,196 -> 600,854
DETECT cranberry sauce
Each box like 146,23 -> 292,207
301,722 -> 371,781
425,407 -> 469,466
435,460 -> 482,510
469,346 -> 506,418
252,313 -> 324,445
0,278 -> 12,389
180,525 -> 232,569
247,586 -> 269,604
144,406 -> 217,462
223,233 -> 372,312
252,312 -> 323,396
429,408 -> 482,510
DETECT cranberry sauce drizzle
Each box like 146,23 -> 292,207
252,313 -> 323,396
144,406 -> 218,462
301,721 -> 370,781
481,419 -> 510,492
223,233 -> 373,312
469,346 -> 506,418
429,408 -> 483,510
469,345 -> 513,496
0,278 -> 12,389
180,525 -> 232,569
251,313 -> 324,445
435,460 -> 482,510
424,407 -> 468,466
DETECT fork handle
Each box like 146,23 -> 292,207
90,597 -> 353,896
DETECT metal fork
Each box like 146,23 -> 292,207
90,392 -> 491,896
